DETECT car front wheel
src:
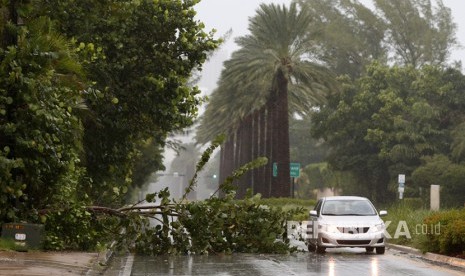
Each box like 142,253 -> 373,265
316,245 -> 326,254
376,247 -> 385,254
307,242 -> 316,252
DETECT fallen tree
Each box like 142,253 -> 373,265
42,136 -> 304,254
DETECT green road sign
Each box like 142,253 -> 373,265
272,162 -> 300,177
290,162 -> 300,177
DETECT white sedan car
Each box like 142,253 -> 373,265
306,196 -> 387,254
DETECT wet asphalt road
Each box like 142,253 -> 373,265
104,246 -> 465,276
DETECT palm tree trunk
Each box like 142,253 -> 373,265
234,127 -> 243,198
273,70 -> 291,197
244,114 -> 253,194
257,106 -> 267,196
237,120 -> 246,198
220,132 -> 234,197
252,110 -> 260,194
218,145 -> 225,195
265,90 -> 276,198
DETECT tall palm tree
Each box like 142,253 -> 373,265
222,3 -> 337,197
196,3 -> 338,198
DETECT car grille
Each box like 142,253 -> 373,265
337,240 -> 371,245
337,227 -> 370,234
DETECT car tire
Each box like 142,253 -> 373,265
365,247 -> 374,253
307,242 -> 316,252
316,245 -> 326,254
376,247 -> 385,254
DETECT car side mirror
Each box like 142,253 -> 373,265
379,210 -> 387,217
309,210 -> 318,217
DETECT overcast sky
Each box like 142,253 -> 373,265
195,0 -> 465,92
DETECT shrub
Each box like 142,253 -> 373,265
422,209 -> 465,255
43,204 -> 111,251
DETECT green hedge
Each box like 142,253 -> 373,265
422,209 -> 465,255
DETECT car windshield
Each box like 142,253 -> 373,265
321,200 -> 376,216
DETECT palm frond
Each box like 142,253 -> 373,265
196,2 -> 340,144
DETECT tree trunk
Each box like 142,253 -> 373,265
236,121 -> 245,198
256,106 -> 267,196
243,114 -> 253,196
218,145 -> 225,197
220,132 -> 235,197
272,70 -> 291,197
265,91 -> 276,198
234,127 -> 242,198
252,110 -> 260,195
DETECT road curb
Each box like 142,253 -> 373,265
387,243 -> 465,269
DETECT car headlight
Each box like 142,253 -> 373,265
319,224 -> 339,233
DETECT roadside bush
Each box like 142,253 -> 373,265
440,220 -> 465,255
422,209 -> 465,255
43,203 -> 118,251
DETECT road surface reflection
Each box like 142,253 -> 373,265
103,246 -> 464,276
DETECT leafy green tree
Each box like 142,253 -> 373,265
35,0 -> 220,205
130,137 -> 165,191
296,0 -> 457,76
1,0 -> 220,250
311,73 -> 387,202
412,155 -> 465,207
0,5 -> 86,222
374,0 -> 457,68
312,63 -> 465,203
451,122 -> 465,162
296,0 -> 387,78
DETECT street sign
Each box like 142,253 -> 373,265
290,163 -> 301,177
398,174 -> 405,200
272,162 -> 300,177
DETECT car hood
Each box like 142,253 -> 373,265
318,215 -> 384,226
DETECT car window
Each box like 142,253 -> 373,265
321,201 -> 337,215
321,200 -> 376,216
